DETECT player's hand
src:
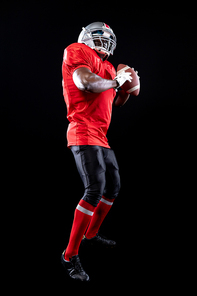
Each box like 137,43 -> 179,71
114,71 -> 132,89
113,89 -> 130,107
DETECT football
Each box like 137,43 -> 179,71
117,64 -> 140,96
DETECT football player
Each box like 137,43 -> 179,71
61,22 -> 132,281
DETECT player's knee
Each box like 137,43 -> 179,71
104,173 -> 121,200
115,176 -> 121,196
112,175 -> 121,198
82,177 -> 106,207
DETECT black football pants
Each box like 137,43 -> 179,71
70,145 -> 121,207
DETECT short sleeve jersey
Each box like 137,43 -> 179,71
62,43 -> 116,148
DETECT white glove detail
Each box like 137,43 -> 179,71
114,71 -> 132,89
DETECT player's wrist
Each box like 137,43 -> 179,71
113,79 -> 119,90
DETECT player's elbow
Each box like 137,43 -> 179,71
84,81 -> 97,93
72,77 -> 87,92
81,79 -> 93,92
80,72 -> 99,93
73,69 -> 93,92
75,80 -> 93,93
76,78 -> 98,93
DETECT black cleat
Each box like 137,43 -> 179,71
61,251 -> 90,282
82,233 -> 116,248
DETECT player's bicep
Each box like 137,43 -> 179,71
73,67 -> 93,92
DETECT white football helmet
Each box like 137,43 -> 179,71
78,22 -> 117,57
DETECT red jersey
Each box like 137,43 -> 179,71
62,43 -> 116,148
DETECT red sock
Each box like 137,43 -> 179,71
64,199 -> 95,261
85,196 -> 115,239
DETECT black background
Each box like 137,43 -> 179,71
1,1 -> 196,292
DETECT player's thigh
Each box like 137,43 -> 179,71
71,145 -> 106,187
104,148 -> 119,175
104,148 -> 121,193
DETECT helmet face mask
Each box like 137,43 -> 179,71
78,22 -> 117,57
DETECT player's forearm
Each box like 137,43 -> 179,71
85,73 -> 117,93
73,67 -> 118,93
